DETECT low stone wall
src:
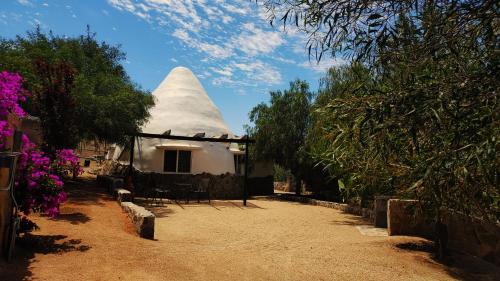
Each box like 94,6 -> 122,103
120,202 -> 155,239
387,199 -> 432,237
133,172 -> 244,199
114,188 -> 132,203
387,199 -> 500,266
99,161 -> 273,199
374,196 -> 393,228
97,175 -> 125,194
444,211 -> 500,266
274,181 -> 289,192
133,172 -> 274,199
272,194 -> 374,222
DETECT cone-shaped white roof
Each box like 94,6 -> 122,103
142,66 -> 233,136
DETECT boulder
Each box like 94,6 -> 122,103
121,202 -> 155,239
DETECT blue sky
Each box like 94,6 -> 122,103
1,0 -> 345,135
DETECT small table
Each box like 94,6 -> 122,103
153,186 -> 171,206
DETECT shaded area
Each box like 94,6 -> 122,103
0,234 -> 91,281
394,241 -> 500,281
330,214 -> 371,226
396,241 -> 435,253
63,178 -> 112,207
134,197 -> 265,211
144,206 -> 175,218
0,178 -> 98,281
135,199 -> 266,217
17,233 -> 91,254
52,212 -> 91,225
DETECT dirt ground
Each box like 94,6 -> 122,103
1,177 -> 499,281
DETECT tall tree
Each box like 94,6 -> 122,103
34,59 -> 79,152
263,0 -> 499,257
0,27 -> 154,148
249,80 -> 312,194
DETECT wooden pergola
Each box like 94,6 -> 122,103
128,132 -> 255,206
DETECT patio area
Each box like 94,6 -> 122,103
1,177 -> 499,281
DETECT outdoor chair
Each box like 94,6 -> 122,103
189,178 -> 210,203
145,176 -> 172,206
153,186 -> 170,206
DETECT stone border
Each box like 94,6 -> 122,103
121,202 -> 155,239
270,194 -> 374,221
387,199 -> 500,266
97,175 -> 124,194
114,188 -> 132,203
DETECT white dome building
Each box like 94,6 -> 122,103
114,66 -> 243,175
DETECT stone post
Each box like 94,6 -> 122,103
374,195 -> 393,228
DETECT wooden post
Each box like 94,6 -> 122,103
128,136 -> 135,176
243,138 -> 249,206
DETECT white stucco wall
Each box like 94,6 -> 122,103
134,138 -> 236,175
122,66 -> 238,175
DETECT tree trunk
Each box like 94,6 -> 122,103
295,176 -> 301,195
434,220 -> 448,260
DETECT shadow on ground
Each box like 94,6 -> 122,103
134,198 -> 265,214
51,211 -> 91,225
394,241 -> 500,281
330,213 -> 372,226
0,233 -> 91,281
0,177 -> 98,281
63,178 -> 112,207
17,233 -> 91,254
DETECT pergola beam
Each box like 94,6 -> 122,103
133,132 -> 255,144
127,132 -> 255,206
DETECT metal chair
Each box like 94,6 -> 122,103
153,186 -> 170,206
190,178 -> 211,203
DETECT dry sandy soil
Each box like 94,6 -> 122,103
1,177 -> 499,281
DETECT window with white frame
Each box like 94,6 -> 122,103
164,150 -> 191,173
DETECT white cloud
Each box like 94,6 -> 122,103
16,0 -> 32,6
209,66 -> 233,77
212,76 -> 237,86
221,15 -> 233,24
105,0 -> 296,90
233,23 -> 284,56
198,42 -> 232,59
218,2 -> 251,15
233,60 -> 282,85
300,57 -> 348,73
271,56 -> 295,64
173,28 -> 233,59
172,28 -> 190,42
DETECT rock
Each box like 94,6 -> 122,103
374,196 -> 392,228
121,202 -> 155,239
387,199 -> 432,237
115,188 -> 132,203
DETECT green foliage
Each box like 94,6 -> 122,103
262,0 -> 499,223
0,27 -> 154,148
273,164 -> 292,182
248,80 -> 312,191
34,60 -> 79,151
